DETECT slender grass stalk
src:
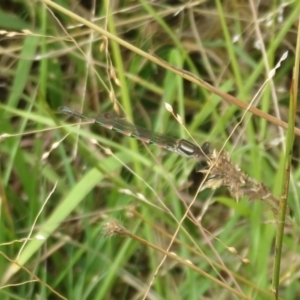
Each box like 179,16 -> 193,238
272,17 -> 300,299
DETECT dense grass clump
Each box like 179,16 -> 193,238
0,1 -> 299,299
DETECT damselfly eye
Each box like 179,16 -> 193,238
201,142 -> 210,155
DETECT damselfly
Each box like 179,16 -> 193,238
59,106 -> 210,158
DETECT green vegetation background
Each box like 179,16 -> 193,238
0,1 -> 299,299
